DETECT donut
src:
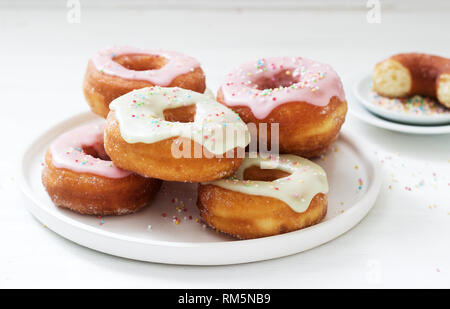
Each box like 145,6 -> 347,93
83,46 -> 206,118
373,53 -> 450,108
42,123 -> 162,215
197,154 -> 329,239
104,86 -> 250,182
217,57 -> 347,158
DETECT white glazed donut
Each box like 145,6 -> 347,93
104,86 -> 250,182
197,154 -> 329,239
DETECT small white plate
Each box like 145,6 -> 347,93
348,74 -> 450,135
354,73 -> 450,125
19,112 -> 381,265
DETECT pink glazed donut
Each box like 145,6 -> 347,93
42,122 -> 161,215
217,57 -> 348,158
83,46 -> 206,118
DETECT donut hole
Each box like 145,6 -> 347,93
113,54 -> 167,71
82,145 -> 110,161
243,165 -> 290,182
253,70 -> 299,90
163,105 -> 197,123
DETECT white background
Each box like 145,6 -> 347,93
1,0 -> 449,288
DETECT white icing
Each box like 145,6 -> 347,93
207,154 -> 329,213
109,87 -> 250,155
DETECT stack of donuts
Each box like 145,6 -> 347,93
42,47 -> 347,239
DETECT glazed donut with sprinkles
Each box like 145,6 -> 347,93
42,122 -> 162,215
217,57 -> 347,158
197,154 -> 329,239
83,46 -> 206,118
104,86 -> 250,182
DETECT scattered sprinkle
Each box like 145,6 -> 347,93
369,88 -> 449,116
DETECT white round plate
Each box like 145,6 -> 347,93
348,74 -> 450,135
354,73 -> 450,126
19,112 -> 381,265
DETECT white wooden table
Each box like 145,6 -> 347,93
1,1 -> 449,288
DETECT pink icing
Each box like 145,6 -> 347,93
91,46 -> 200,85
49,122 -> 132,179
220,57 -> 346,119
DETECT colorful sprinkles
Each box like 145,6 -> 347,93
369,89 -> 449,116
111,86 -> 249,155
358,178 -> 364,190
230,57 -> 328,100
98,216 -> 104,226
220,56 -> 345,119
156,183 -> 204,227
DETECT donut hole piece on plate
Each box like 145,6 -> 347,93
373,59 -> 411,97
253,69 -> 300,90
163,104 -> 197,123
112,54 -> 167,71
437,74 -> 450,107
243,165 -> 290,182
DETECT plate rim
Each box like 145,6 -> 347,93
18,111 -> 383,265
349,72 -> 450,135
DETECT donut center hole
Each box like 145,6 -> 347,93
82,145 -> 110,161
243,165 -> 291,182
253,70 -> 299,90
113,54 -> 167,71
163,105 -> 197,123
